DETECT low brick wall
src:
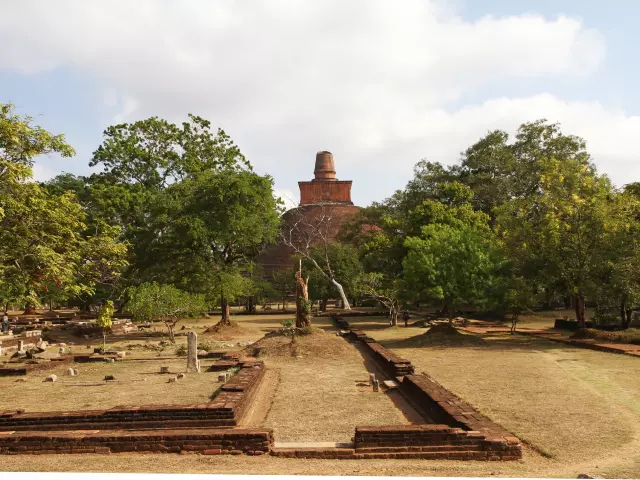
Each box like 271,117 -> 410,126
333,317 -> 522,461
0,361 -> 266,432
347,328 -> 414,377
354,425 -> 520,460
0,428 -> 272,455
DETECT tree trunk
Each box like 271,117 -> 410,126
3,303 -> 8,315
389,306 -> 398,327
281,297 -> 287,312
620,298 -> 627,327
330,278 -> 351,310
164,321 -> 176,344
102,330 -> 107,352
49,299 -> 54,311
23,303 -> 37,315
320,298 -> 328,312
295,269 -> 311,328
564,296 -> 571,309
248,296 -> 255,314
574,290 -> 586,329
510,315 -> 518,334
542,288 -> 552,310
220,296 -> 231,326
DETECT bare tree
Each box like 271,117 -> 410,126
280,205 -> 352,310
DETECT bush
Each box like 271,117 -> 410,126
175,344 -> 187,356
593,310 -> 620,325
198,341 -> 214,352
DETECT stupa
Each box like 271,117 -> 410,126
259,151 -> 360,276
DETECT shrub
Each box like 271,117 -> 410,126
175,344 -> 187,356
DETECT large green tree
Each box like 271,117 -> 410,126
133,168 -> 281,325
495,156 -> 613,327
0,103 -> 127,313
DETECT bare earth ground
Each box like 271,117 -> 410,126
0,358 -> 223,411
260,318 -> 411,442
1,311 -> 639,477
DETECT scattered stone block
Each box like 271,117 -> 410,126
382,380 -> 398,389
67,368 -> 76,376
168,377 -> 177,383
116,351 -> 126,358
15,378 -> 26,383
44,374 -> 57,383
104,375 -> 115,381
369,373 -> 376,385
218,373 -> 227,382
160,366 -> 170,374
177,373 -> 186,379
373,379 -> 379,392
197,350 -> 208,356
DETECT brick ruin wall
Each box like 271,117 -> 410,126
0,428 -> 272,455
0,358 -> 269,455
336,318 -> 522,461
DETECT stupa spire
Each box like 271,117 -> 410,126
313,151 -> 336,181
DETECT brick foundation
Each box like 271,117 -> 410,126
0,428 -> 272,455
332,317 -> 522,461
0,362 -> 266,433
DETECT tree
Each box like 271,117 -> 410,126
270,268 -> 296,311
404,223 -> 498,321
303,243 -> 362,310
132,168 -> 281,325
96,300 -> 114,352
495,156 -> 613,328
592,190 -> 640,328
125,282 -> 207,343
355,272 -> 403,326
459,119 -> 592,219
281,205 -> 354,310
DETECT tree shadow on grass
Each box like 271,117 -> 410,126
379,330 -> 571,353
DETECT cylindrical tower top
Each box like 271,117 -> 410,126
314,151 -> 336,181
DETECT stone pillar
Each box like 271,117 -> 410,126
186,332 -> 200,373
18,340 -> 24,352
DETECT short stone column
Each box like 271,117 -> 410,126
186,332 -> 200,373
17,340 -> 24,353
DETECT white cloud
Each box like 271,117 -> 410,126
3,1 -> 636,205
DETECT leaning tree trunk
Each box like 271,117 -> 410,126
164,320 -> 177,344
574,290 -> 586,329
329,278 -> 351,311
295,270 -> 311,328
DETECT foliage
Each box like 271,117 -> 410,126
404,222 -> 498,319
125,282 -> 207,343
0,103 -> 127,310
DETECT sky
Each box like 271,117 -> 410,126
2,0 -> 640,209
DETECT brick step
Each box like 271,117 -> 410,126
356,444 -> 484,453
270,447 -> 356,458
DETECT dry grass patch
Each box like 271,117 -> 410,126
262,330 -> 410,442
0,358 -> 222,412
346,315 -> 640,476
